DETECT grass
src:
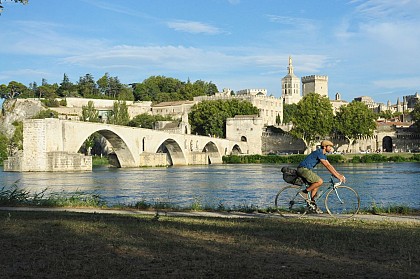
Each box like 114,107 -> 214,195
0,210 -> 418,278
1,183 -> 419,216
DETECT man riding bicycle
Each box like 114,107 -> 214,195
297,140 -> 346,213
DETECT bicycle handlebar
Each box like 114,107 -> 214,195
330,175 -> 343,187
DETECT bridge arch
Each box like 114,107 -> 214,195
232,144 -> 242,155
156,138 -> 186,166
75,129 -> 137,168
202,141 -> 221,164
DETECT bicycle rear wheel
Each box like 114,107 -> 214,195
275,185 -> 307,217
325,186 -> 360,218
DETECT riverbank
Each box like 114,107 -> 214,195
0,207 -> 418,278
222,152 -> 420,164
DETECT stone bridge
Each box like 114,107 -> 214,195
4,118 -> 251,172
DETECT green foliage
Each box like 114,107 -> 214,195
92,155 -> 110,166
0,81 -> 29,99
41,98 -> 60,107
290,93 -> 334,149
222,154 -> 306,164
107,101 -> 130,125
10,121 -> 23,151
0,131 -> 9,164
132,76 -> 218,103
189,99 -> 259,138
77,74 -> 98,97
411,154 -> 420,161
377,110 -> 393,120
335,101 -> 376,150
32,109 -> 58,119
326,154 -> 346,163
128,113 -> 173,129
0,182 -> 30,206
81,101 -> 100,122
282,103 -> 298,124
0,182 -> 105,207
368,202 -> 414,215
59,99 -> 67,106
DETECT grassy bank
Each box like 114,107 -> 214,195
223,153 -> 420,164
0,210 -> 418,278
1,183 -> 419,215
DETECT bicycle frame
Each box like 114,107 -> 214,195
304,176 -> 340,204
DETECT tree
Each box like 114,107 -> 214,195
335,101 -> 377,152
57,73 -> 75,97
282,103 -> 298,124
108,101 -> 130,126
78,74 -> 98,98
81,101 -> 100,122
128,113 -> 173,129
0,0 -> 28,14
290,93 -> 334,153
189,99 -> 259,138
0,81 -> 28,99
377,110 -> 393,120
411,100 -> 420,131
132,76 -> 218,103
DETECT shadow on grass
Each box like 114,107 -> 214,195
0,210 -> 418,278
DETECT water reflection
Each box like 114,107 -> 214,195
1,163 -> 419,209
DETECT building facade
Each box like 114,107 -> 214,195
301,75 -> 329,98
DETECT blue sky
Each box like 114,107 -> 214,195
1,0 -> 420,104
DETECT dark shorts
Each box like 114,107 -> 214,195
297,167 -> 322,185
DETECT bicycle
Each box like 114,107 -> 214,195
275,175 -> 360,219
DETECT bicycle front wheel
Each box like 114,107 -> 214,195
275,185 -> 307,217
325,186 -> 360,218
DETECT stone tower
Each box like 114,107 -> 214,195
282,56 -> 301,104
301,75 -> 329,98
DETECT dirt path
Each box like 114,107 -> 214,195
1,206 -> 419,223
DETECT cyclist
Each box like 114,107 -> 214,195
296,140 -> 346,213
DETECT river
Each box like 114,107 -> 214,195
1,162 -> 419,210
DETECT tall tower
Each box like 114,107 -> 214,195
301,75 -> 329,98
281,56 -> 301,104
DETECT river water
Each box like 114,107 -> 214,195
1,163 -> 419,209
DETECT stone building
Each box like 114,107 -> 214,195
226,115 -> 263,155
301,75 -> 328,98
330,92 -> 348,115
194,88 -> 283,126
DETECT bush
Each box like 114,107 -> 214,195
326,154 -> 345,163
387,155 -> 407,162
42,98 -> 60,107
350,156 -> 361,163
411,154 -> 420,161
0,132 -> 9,165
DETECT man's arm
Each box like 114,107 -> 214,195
320,159 -> 346,182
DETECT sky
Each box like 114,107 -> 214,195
1,0 -> 420,105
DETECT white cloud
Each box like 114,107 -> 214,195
167,20 -> 222,34
0,20 -> 107,56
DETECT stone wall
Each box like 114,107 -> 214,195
262,128 -> 306,154
226,115 -> 263,154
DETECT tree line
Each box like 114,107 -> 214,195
0,74 -> 218,104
